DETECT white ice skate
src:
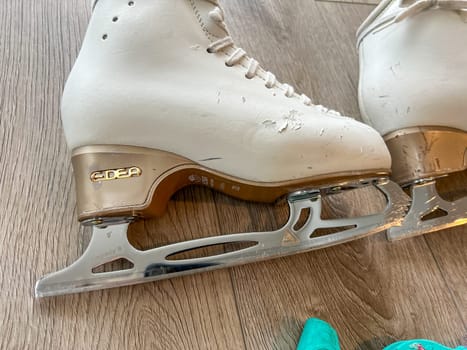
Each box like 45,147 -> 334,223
35,0 -> 409,297
357,0 -> 467,241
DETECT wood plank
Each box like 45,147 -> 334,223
424,171 -> 467,324
0,1 -> 245,349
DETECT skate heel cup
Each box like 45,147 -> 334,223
70,145 -> 393,222
34,145 -> 410,297
384,126 -> 466,186
384,127 -> 467,240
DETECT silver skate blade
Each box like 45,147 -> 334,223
35,180 -> 409,297
387,181 -> 467,241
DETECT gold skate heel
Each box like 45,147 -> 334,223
72,145 -> 391,223
385,126 -> 467,240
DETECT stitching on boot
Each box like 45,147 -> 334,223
187,0 -> 223,41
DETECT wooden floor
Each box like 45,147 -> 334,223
1,0 -> 466,349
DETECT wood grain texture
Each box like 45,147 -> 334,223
424,171 -> 467,324
0,0 -> 465,349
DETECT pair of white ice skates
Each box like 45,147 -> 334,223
35,0 -> 467,297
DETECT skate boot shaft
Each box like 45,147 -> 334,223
61,0 -> 391,183
358,0 -> 467,239
358,0 -> 467,135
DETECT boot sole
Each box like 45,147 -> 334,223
71,145 -> 389,223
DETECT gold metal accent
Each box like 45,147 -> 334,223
71,145 -> 389,222
384,126 -> 467,186
90,166 -> 142,182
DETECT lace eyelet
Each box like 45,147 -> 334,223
225,62 -> 233,67
245,74 -> 254,80
206,48 -> 214,54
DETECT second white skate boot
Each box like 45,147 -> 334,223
35,0 -> 409,297
358,0 -> 467,240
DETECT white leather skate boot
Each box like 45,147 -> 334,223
358,0 -> 467,240
35,0 -> 409,297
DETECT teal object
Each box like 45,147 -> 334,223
384,340 -> 467,350
297,318 -> 340,350
297,318 -> 466,350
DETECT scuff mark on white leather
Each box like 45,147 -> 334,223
190,44 -> 201,50
262,120 -> 276,128
390,62 -> 400,78
242,96 -> 246,103
282,110 -> 303,132
277,120 -> 289,133
262,110 -> 303,133
199,157 -> 223,162
319,128 -> 325,136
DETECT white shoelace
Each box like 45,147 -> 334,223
206,7 -> 312,106
377,0 -> 467,31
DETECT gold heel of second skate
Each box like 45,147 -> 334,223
35,145 -> 410,297
385,126 -> 467,240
